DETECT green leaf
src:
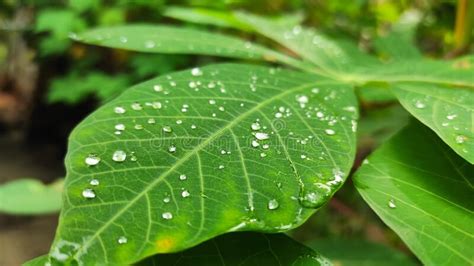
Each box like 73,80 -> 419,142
75,24 -> 305,70
47,71 -> 130,104
233,12 -> 379,76
392,83 -> 474,163
139,233 -> 331,265
26,233 -> 331,266
354,121 -> 474,265
308,239 -> 416,266
43,63 -> 358,265
0,178 -> 63,215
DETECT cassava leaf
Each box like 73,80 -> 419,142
42,63 -> 358,265
392,83 -> 474,163
354,121 -> 474,265
308,239 -> 416,266
0,178 -> 63,215
139,232 -> 331,265
74,24 -> 306,70
26,233 -> 331,266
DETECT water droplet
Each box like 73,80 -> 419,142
114,106 -> 126,114
260,152 -> 267,158
275,112 -> 283,118
131,102 -> 143,110
176,120 -> 182,125
82,188 -> 96,199
163,197 -> 170,203
299,186 -> 331,208
324,129 -> 335,135
134,124 -> 143,130
162,212 -> 173,220
90,179 -> 99,186
262,144 -> 269,150
191,67 -> 202,76
145,40 -> 155,48
130,152 -> 137,162
152,101 -> 162,109
85,154 -> 101,166
251,122 -> 261,131
255,132 -> 269,140
153,85 -> 163,92
112,150 -> 127,162
251,140 -> 260,148
388,199 -> 396,209
168,145 -> 176,153
267,199 -> 279,210
181,190 -> 190,198
455,135 -> 467,144
191,124 -> 197,129
147,118 -> 156,124
312,88 -> 320,94
218,165 -> 225,169
117,236 -> 127,244
162,126 -> 172,133
300,154 -> 307,159
115,124 -> 125,131
209,99 -> 216,105
297,95 -> 309,105
179,174 -> 187,181
414,100 -> 425,109
119,36 -> 128,43
218,106 -> 225,112
446,114 -> 457,120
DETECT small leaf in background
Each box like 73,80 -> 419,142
47,71 -> 130,104
393,82 -> 474,163
354,121 -> 473,265
140,233 -> 331,266
308,239 -> 416,266
0,178 -> 63,215
44,63 -> 358,265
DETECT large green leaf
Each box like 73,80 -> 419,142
308,239 -> 416,266
354,121 -> 474,265
26,233 -> 331,266
392,83 -> 474,163
0,178 -> 63,215
140,232 -> 331,265
43,63 -> 358,264
75,24 -> 306,70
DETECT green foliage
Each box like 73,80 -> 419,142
354,121 -> 473,265
18,2 -> 473,265
309,239 -> 416,266
47,71 -> 130,104
0,178 -> 63,215
42,63 -> 357,265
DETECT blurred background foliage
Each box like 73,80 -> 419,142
0,0 -> 472,265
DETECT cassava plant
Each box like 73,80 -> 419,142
26,7 -> 473,266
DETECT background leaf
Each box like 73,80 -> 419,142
44,63 -> 358,265
139,232 -> 331,266
0,178 -> 63,215
392,83 -> 474,163
308,239 -> 416,266
75,25 -> 305,70
354,121 -> 474,265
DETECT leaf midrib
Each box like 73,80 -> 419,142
69,80 -> 338,260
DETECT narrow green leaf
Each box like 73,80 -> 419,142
45,63 -> 358,265
139,233 -> 331,265
75,24 -> 305,70
26,233 -> 331,266
308,239 -> 416,266
233,12 -> 378,76
0,178 -> 63,215
354,121 -> 474,265
392,83 -> 473,163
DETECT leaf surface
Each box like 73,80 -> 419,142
354,121 -> 474,265
45,63 -> 357,265
393,83 -> 474,163
75,24 -> 305,70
